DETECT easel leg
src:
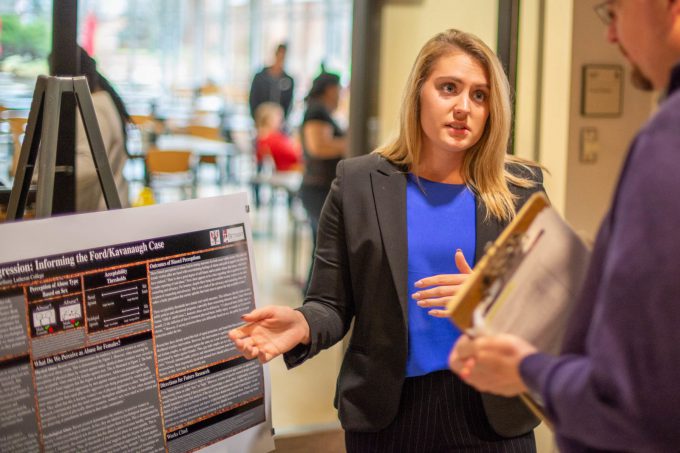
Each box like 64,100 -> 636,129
7,75 -> 124,220
6,77 -> 48,220
35,77 -> 65,218
73,78 -> 122,210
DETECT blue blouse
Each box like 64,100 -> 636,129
405,174 -> 476,377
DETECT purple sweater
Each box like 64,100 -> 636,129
520,63 -> 680,453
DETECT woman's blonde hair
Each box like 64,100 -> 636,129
376,29 -> 539,222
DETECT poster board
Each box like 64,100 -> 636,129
0,193 -> 274,453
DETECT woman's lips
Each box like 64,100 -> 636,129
446,124 -> 469,137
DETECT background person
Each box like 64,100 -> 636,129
231,29 -> 544,452
249,43 -> 295,123
297,70 -> 347,291
449,1 -> 680,452
44,47 -> 131,212
251,102 -> 302,208
74,47 -> 131,212
254,102 -> 302,172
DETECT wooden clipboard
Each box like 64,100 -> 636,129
446,192 -> 550,330
445,192 -> 588,430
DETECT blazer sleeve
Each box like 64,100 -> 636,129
284,160 -> 354,367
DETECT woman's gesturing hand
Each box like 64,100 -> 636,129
412,249 -> 472,318
228,306 -> 311,363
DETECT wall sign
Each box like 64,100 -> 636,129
581,64 -> 623,117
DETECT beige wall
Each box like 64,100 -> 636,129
562,0 -> 655,237
515,0 -> 656,237
378,0 -> 498,145
514,1 -> 541,162
516,0 -> 574,217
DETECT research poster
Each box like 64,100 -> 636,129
0,193 -> 274,453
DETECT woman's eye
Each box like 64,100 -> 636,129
441,83 -> 456,93
473,90 -> 487,102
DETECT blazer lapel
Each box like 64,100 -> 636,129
371,160 -> 408,321
474,198 -> 503,265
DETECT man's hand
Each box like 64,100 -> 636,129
449,334 -> 537,397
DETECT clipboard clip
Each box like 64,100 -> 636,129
475,228 -> 544,320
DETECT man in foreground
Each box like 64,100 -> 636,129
450,1 -> 680,451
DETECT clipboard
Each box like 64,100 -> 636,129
446,192 -> 591,428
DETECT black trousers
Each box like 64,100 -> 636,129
345,370 -> 536,453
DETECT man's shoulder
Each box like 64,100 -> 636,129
633,92 -> 680,160
646,90 -> 680,133
251,68 -> 270,81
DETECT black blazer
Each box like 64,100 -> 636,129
285,153 -> 541,436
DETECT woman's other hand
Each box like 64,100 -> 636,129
228,306 -> 311,363
413,249 -> 472,318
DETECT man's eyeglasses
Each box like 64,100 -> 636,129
594,0 -> 615,26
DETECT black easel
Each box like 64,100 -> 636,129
6,75 -> 121,220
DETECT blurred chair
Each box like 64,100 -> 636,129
145,148 -> 196,200
127,114 -> 158,183
198,82 -> 221,96
0,186 -> 36,222
129,114 -> 152,125
130,114 -> 163,144
185,124 -> 221,140
184,124 -> 227,184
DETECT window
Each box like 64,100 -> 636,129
76,0 -> 353,124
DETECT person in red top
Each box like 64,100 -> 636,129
254,102 -> 302,172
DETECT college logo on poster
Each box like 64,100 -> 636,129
209,229 -> 221,246
223,226 -> 245,243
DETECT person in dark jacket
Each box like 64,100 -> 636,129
231,29 -> 543,452
248,43 -> 295,122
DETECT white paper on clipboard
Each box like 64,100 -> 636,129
470,205 -> 591,355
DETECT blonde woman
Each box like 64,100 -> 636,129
230,29 -> 542,452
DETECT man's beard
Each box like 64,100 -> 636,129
618,44 -> 655,91
630,64 -> 654,91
